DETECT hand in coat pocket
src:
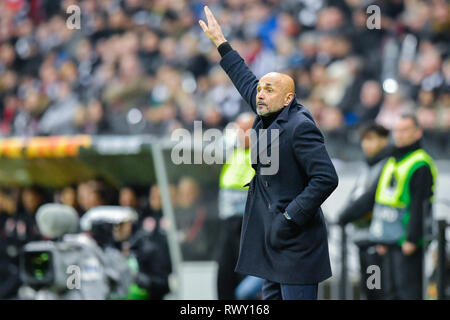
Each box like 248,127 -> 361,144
269,212 -> 300,250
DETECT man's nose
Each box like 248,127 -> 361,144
257,92 -> 265,100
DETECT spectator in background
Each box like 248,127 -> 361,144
338,122 -> 392,300
141,184 -> 164,223
296,32 -> 317,69
119,185 -> 141,211
417,88 -> 438,129
37,80 -> 80,135
216,112 -> 255,300
319,105 -> 344,131
435,86 -> 450,129
76,180 -> 91,214
82,178 -> 117,211
351,80 -> 384,126
58,185 -> 83,217
138,29 -> 162,76
348,4 -> 384,75
74,99 -> 111,135
174,176 -> 217,261
141,184 -> 178,240
119,184 -> 152,232
0,188 -> 21,299
206,66 -> 244,123
443,58 -> 450,86
102,52 -> 147,113
0,94 -> 20,136
202,105 -> 227,130
376,92 -> 414,130
0,0 -> 447,156
417,47 -> 444,93
18,186 -> 46,242
0,188 -> 17,233
13,88 -> 49,137
0,185 -> 46,299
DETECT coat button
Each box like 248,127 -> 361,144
265,181 -> 269,187
268,203 -> 271,209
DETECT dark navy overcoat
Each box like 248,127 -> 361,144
220,49 -> 339,284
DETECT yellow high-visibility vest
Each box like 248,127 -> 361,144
219,148 -> 255,190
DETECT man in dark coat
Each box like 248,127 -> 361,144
199,6 -> 339,300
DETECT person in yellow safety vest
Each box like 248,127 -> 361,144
216,112 -> 256,300
338,113 -> 437,300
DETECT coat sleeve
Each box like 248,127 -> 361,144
337,180 -> 377,225
219,49 -> 259,113
285,119 -> 339,227
406,165 -> 433,244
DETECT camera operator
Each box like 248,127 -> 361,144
81,205 -> 172,299
113,209 -> 172,300
19,203 -> 131,299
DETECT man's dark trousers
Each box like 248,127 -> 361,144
382,245 -> 423,300
262,280 -> 318,300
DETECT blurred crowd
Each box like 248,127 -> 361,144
0,176 -> 220,299
0,0 -> 449,139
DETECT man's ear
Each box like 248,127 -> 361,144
284,92 -> 294,106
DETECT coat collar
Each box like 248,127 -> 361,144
251,95 -> 299,162
275,94 -> 298,123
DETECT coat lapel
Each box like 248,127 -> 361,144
253,96 -> 296,159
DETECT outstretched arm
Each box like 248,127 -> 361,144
199,6 -> 259,113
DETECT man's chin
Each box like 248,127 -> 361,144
257,107 -> 269,116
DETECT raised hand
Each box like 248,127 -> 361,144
198,6 -> 227,48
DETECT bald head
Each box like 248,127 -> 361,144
261,72 -> 295,94
256,72 -> 295,116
